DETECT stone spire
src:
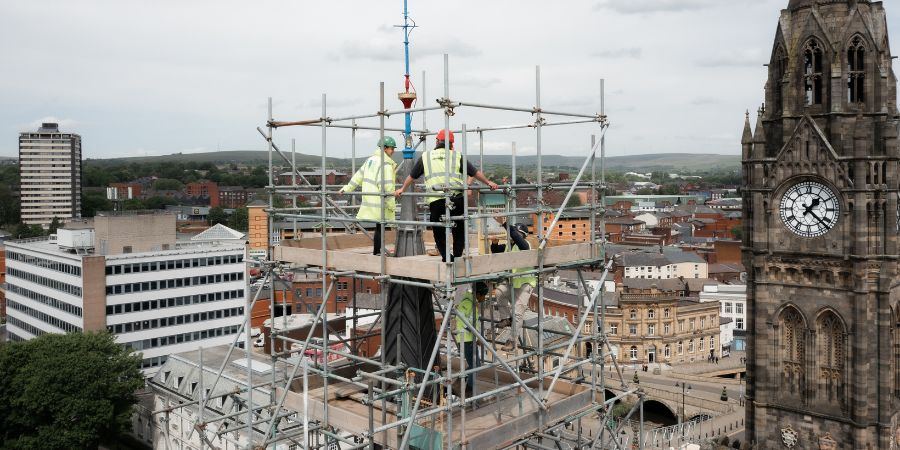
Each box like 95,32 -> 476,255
742,110 -> 753,159
751,106 -> 767,159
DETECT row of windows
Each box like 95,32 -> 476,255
108,307 -> 244,335
123,324 -> 242,351
140,355 -> 168,369
8,267 -> 82,297
106,254 -> 243,275
7,250 -> 81,276
623,336 -> 718,360
610,316 -> 717,334
7,284 -> 83,317
106,272 -> 244,295
722,302 -> 745,315
7,316 -> 48,337
106,289 -> 245,315
7,299 -> 82,333
7,332 -> 25,342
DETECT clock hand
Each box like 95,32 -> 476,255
808,210 -> 828,226
802,198 -> 821,216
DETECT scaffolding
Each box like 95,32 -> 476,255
152,55 -> 648,450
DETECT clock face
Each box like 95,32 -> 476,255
779,181 -> 839,238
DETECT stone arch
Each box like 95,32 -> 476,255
771,43 -> 788,112
893,303 -> 900,400
845,33 -> 868,105
814,308 -> 848,410
775,304 -> 808,398
799,37 -> 829,107
643,399 -> 678,424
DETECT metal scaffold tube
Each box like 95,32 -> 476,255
158,45 -> 642,450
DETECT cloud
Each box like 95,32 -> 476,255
454,76 -> 502,88
696,49 -> 767,68
591,47 -> 643,59
338,37 -> 481,61
690,96 -> 721,105
296,97 -> 363,109
594,0 -> 717,14
22,116 -> 79,132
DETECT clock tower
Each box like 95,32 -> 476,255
743,0 -> 900,448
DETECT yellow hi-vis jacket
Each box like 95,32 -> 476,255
455,291 -> 478,344
341,149 -> 397,222
508,245 -> 538,289
423,148 -> 465,204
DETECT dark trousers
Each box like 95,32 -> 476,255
462,341 -> 475,393
429,195 -> 465,262
372,225 -> 382,255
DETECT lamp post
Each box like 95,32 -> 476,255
675,381 -> 691,438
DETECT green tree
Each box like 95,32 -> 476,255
151,178 -> 184,191
82,192 -> 113,217
0,332 -> 143,449
0,183 -> 20,225
635,187 -> 654,195
12,223 -> 45,239
731,225 -> 744,241
48,217 -> 61,235
658,184 -> 681,195
228,207 -> 249,231
143,196 -> 176,210
208,206 -> 228,226
566,195 -> 583,208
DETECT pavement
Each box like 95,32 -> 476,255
669,351 -> 746,376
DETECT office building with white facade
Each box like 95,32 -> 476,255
4,213 -> 247,373
698,282 -> 747,352
18,122 -> 82,226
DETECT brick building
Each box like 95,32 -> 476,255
217,186 -> 253,208
185,181 -> 220,207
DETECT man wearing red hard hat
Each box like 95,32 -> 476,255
395,129 -> 498,262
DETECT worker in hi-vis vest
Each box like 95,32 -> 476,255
490,219 -> 538,352
394,129 -> 498,262
340,136 -> 397,255
455,281 -> 488,397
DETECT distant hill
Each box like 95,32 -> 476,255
478,153 -> 739,171
84,150 -> 739,172
85,150 -> 347,167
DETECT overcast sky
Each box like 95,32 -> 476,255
2,0 -> 900,160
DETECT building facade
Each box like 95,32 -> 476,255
4,213 -> 247,373
743,1 -> 899,446
18,122 -> 82,226
541,286 -> 721,365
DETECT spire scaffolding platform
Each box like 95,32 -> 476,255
150,55 -> 648,450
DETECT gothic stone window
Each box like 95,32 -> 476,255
803,40 -> 825,106
779,306 -> 806,395
894,306 -> 900,399
773,45 -> 787,111
817,311 -> 846,406
847,36 -> 866,103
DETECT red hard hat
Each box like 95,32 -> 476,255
436,129 -> 455,143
